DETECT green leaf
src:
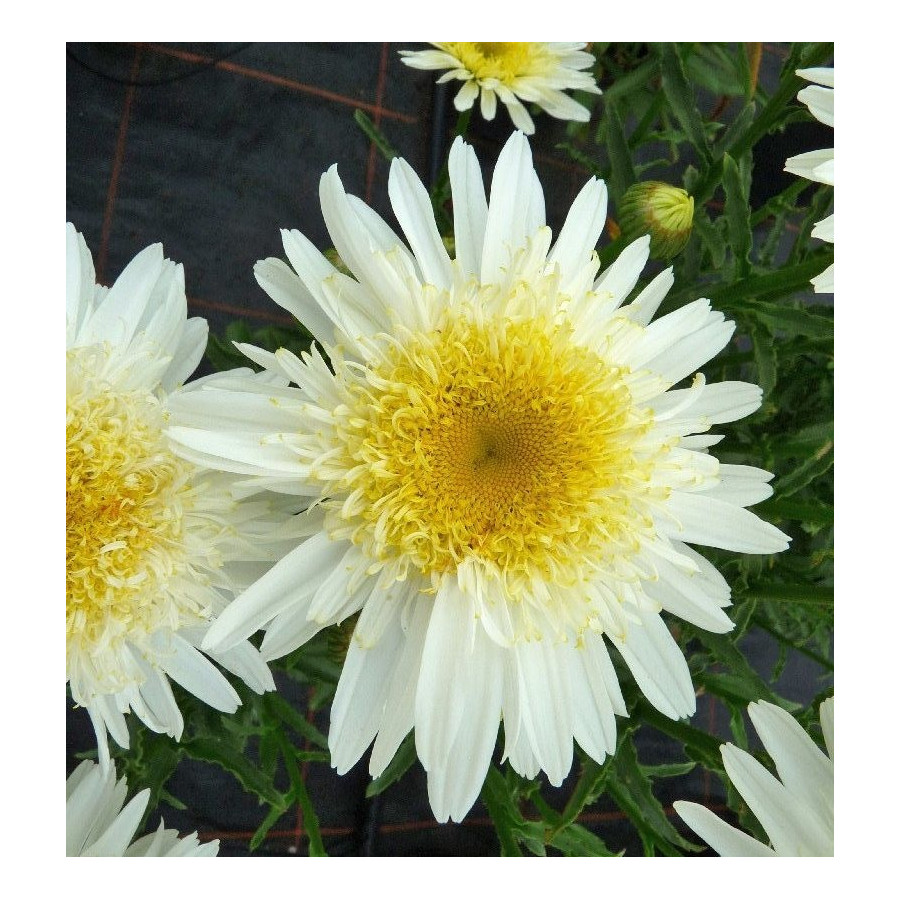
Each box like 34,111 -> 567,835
263,693 -> 328,749
775,441 -> 834,497
607,735 -> 704,855
548,823 -> 620,857
748,318 -> 777,398
250,799 -> 293,852
722,152 -> 752,277
637,703 -> 724,771
181,735 -> 282,807
353,109 -> 397,161
692,210 -> 726,269
742,582 -> 833,606
274,731 -> 327,857
606,102 -> 636,202
755,497 -> 833,527
714,101 -> 757,161
365,732 -> 417,798
655,43 -> 712,164
640,761 -> 697,779
684,43 -> 748,97
481,765 -> 525,856
688,627 -> 801,712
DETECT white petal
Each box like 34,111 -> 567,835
663,492 -> 790,554
414,579 -> 477,770
481,132 -> 536,284
203,533 -> 346,652
448,137 -> 488,278
155,633 -> 240,713
389,157 -> 453,291
609,608 -> 695,719
674,801 -> 776,857
547,177 -> 608,294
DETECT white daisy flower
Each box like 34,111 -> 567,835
675,698 -> 834,856
166,132 -> 789,824
399,43 -> 600,135
67,759 -> 218,856
66,224 -> 305,766
784,67 -> 834,293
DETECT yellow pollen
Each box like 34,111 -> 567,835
66,347 -> 194,664
325,309 -> 654,584
438,42 -> 546,84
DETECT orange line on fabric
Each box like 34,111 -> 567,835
142,43 -> 418,125
98,45 -> 143,283
364,42 -> 392,205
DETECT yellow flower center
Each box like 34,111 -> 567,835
439,42 -> 545,84
66,347 -> 194,662
328,307 -> 654,585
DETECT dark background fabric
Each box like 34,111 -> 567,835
66,42 -> 832,856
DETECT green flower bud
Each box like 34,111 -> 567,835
618,181 -> 695,260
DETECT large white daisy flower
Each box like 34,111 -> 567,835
675,698 -> 834,856
399,43 -> 600,135
67,759 -> 218,856
66,224 -> 305,766
784,67 -> 834,293
166,132 -> 789,823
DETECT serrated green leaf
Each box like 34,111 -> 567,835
748,319 -> 777,398
250,799 -> 292,853
688,627 -> 801,712
365,732 -> 417,798
775,441 -> 833,497
549,822 -> 620,857
714,101 -> 757,161
746,301 -> 834,340
264,693 -> 328,749
655,43 -> 712,164
692,210 -> 726,269
608,735 -> 704,855
640,761 -> 697,779
722,152 -> 752,278
606,101 -> 635,202
481,765 -> 525,856
181,735 -> 282,807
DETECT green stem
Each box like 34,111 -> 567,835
275,732 -> 327,857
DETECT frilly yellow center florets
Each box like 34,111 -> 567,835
438,42 -> 545,84
66,346 -> 193,660
325,310 -> 654,585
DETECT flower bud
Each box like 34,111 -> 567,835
618,181 -> 695,260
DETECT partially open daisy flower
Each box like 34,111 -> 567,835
399,43 -> 600,134
66,224 -> 304,764
167,132 -> 789,823
675,698 -> 834,856
67,760 -> 218,856
784,67 -> 834,293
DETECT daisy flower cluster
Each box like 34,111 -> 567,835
66,41 -> 834,857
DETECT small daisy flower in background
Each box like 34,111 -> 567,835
66,224 -> 305,765
675,698 -> 834,856
399,43 -> 600,134
167,131 -> 789,824
67,760 -> 218,856
784,67 -> 834,293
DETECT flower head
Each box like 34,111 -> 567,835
67,760 -> 218,856
399,43 -> 600,134
66,224 -> 304,764
618,181 -> 695,260
167,132 -> 789,823
784,67 -> 834,293
675,698 -> 834,856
